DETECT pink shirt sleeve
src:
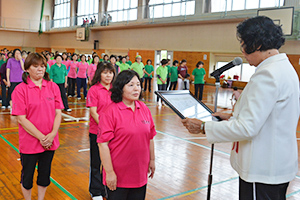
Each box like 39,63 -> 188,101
52,83 -> 64,109
88,65 -> 92,77
11,85 -> 27,115
146,104 -> 157,140
97,112 -> 115,143
86,86 -> 97,107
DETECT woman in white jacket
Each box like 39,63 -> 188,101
182,16 -> 299,200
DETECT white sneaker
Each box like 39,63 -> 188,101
92,196 -> 103,200
77,97 -> 81,100
65,108 -> 72,112
68,95 -> 72,98
1,106 -> 6,109
7,106 -> 11,109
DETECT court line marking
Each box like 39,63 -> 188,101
0,134 -> 77,200
78,148 -> 90,152
156,130 -> 230,156
157,176 -> 239,200
155,137 -> 207,141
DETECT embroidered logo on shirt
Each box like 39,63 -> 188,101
46,97 -> 54,101
141,120 -> 150,124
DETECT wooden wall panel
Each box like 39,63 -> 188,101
35,47 -> 51,53
0,46 -> 22,51
65,48 -> 75,54
128,50 -> 155,65
93,49 -> 105,57
287,54 -> 300,80
173,51 -> 210,81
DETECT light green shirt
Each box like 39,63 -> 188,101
131,62 -> 144,78
156,65 -> 168,85
119,63 -> 131,72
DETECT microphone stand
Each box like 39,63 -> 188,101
207,75 -> 220,200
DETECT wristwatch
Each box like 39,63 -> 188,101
201,121 -> 206,134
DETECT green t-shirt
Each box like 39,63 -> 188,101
87,59 -> 93,65
156,65 -> 168,85
169,66 -> 178,82
0,59 -> 6,69
192,68 -> 206,84
119,63 -> 131,72
126,60 -> 132,66
131,62 -> 144,78
46,63 -> 51,76
144,65 -> 154,78
50,63 -> 68,84
166,65 -> 171,78
99,58 -> 104,62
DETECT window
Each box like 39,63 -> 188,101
77,0 -> 99,25
215,62 -> 256,82
107,0 -> 138,22
211,0 -> 284,13
53,0 -> 70,28
149,0 -> 195,18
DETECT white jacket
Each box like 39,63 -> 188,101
205,53 -> 299,184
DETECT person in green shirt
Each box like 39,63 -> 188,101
156,59 -> 169,102
126,55 -> 132,66
0,53 -> 7,68
169,60 -> 179,90
50,54 -> 71,112
166,59 -> 171,89
131,55 -> 145,89
144,59 -> 154,92
119,56 -> 131,72
192,61 -> 206,101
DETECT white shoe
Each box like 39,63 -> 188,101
65,108 -> 72,112
7,106 -> 11,109
1,106 -> 6,109
77,97 -> 81,100
68,95 -> 72,97
92,196 -> 103,200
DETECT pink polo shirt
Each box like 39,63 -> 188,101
47,60 -> 55,67
88,63 -> 97,81
77,62 -> 89,78
62,60 -> 71,69
68,61 -> 78,78
11,77 -> 64,154
86,83 -> 113,134
97,101 -> 157,188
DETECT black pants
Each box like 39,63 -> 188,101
107,184 -> 147,200
56,83 -> 69,110
166,77 -> 170,90
20,151 -> 55,190
169,81 -> 177,90
1,83 -> 8,107
77,78 -> 87,98
194,84 -> 204,101
157,84 -> 167,102
67,77 -> 76,96
89,133 -> 106,198
239,177 -> 289,200
140,78 -> 144,89
144,77 -> 152,92
7,82 -> 21,104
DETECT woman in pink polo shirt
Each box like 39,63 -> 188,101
67,53 -> 78,97
11,53 -> 64,200
62,52 -> 71,72
98,70 -> 156,200
86,62 -> 116,200
88,55 -> 100,86
77,54 -> 89,99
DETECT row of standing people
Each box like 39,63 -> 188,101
10,53 -> 155,200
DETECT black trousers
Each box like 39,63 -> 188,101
76,78 -> 87,98
166,77 -> 170,90
20,151 -> 55,190
56,83 -> 69,110
169,81 -> 177,90
107,184 -> 147,200
239,177 -> 289,200
7,82 -> 21,104
144,77 -> 152,92
140,78 -> 144,89
194,84 -> 204,101
1,83 -> 8,107
89,133 -> 106,198
157,84 -> 167,102
67,77 -> 76,96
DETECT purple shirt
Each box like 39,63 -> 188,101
7,58 -> 24,82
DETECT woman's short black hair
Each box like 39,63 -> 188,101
173,60 -> 179,65
110,55 -> 116,60
12,48 -> 21,58
161,59 -> 168,65
180,59 -> 187,64
196,61 -> 204,68
110,70 -> 143,103
146,59 -> 152,64
54,54 -> 63,60
237,16 -> 285,54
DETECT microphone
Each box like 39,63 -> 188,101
210,57 -> 243,79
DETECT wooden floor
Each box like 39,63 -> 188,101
1,83 -> 300,200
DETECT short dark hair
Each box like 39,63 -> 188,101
110,70 -> 143,103
233,87 -> 238,91
110,55 -> 116,60
91,62 -> 116,86
146,59 -> 152,64
196,61 -> 204,68
173,60 -> 179,65
54,54 -> 63,60
22,53 -> 49,84
180,59 -> 187,64
93,55 -> 100,64
80,54 -> 86,60
161,59 -> 168,65
237,16 -> 285,54
12,48 -> 21,58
